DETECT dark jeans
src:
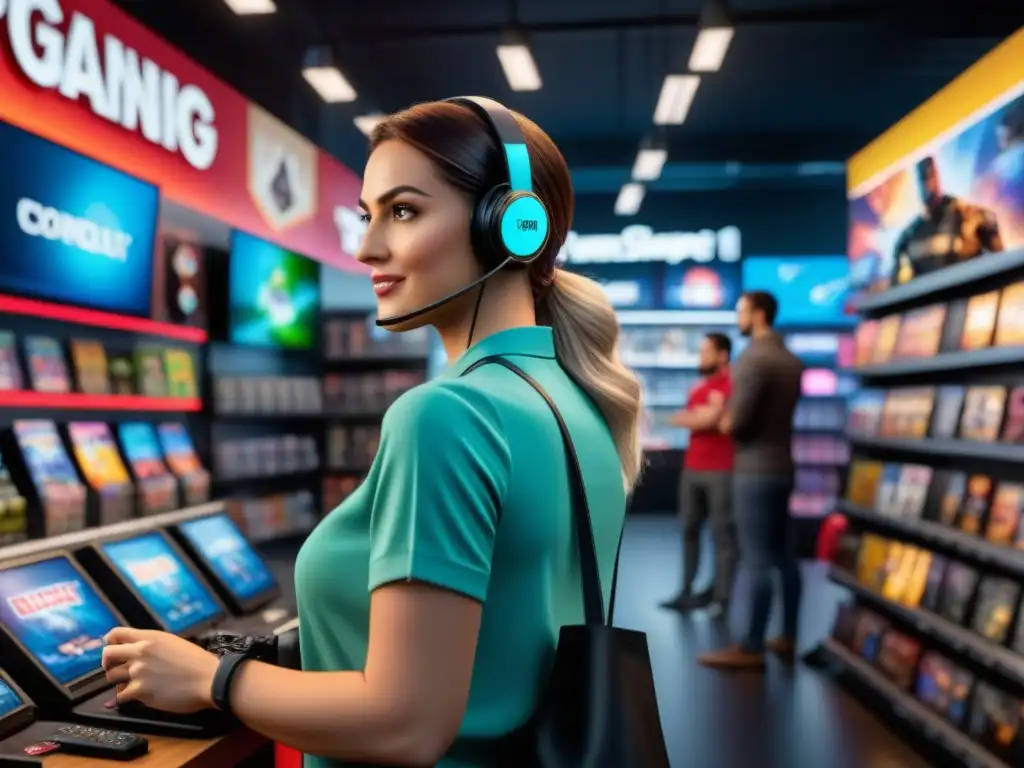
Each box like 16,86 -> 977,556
733,473 -> 801,653
679,470 -> 736,602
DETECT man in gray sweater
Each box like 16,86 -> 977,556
698,290 -> 804,670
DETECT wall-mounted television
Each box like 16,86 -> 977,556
0,120 -> 159,317
228,230 -> 320,350
741,256 -> 855,327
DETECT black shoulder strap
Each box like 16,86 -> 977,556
461,354 -> 622,627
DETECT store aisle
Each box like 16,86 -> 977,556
260,516 -> 934,768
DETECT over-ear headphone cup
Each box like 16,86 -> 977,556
471,185 -> 512,269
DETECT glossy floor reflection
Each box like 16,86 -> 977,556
261,515 -> 935,768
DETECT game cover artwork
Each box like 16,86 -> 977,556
0,558 -> 118,685
849,88 -> 1024,295
102,533 -> 221,634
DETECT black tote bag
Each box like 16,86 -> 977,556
460,355 -> 671,768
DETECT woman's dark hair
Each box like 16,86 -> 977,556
370,101 -> 643,489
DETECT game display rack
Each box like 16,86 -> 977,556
321,310 -> 430,514
0,296 -> 209,544
810,247 -> 1024,767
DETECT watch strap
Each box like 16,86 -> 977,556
211,652 -> 250,717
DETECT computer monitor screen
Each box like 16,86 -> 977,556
178,514 -> 276,601
0,678 -> 22,718
0,557 -> 118,685
100,532 -> 222,635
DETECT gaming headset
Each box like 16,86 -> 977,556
375,96 -> 551,328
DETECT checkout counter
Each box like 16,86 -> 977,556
0,503 -> 286,768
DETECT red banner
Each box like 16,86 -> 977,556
0,0 -> 366,271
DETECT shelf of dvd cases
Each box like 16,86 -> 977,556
822,638 -> 1010,768
830,567 -> 1024,692
838,500 -> 1024,580
848,435 -> 1024,465
0,293 -> 208,343
855,345 -> 1024,379
854,248 -> 1024,316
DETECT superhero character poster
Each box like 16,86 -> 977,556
849,89 -> 1024,295
0,557 -> 120,685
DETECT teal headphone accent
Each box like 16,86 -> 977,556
446,96 -> 551,266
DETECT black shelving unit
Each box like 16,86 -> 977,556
812,248 -> 1024,767
321,310 -> 430,514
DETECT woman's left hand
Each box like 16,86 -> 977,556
102,627 -> 220,714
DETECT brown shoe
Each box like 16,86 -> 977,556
698,644 -> 766,670
765,637 -> 796,660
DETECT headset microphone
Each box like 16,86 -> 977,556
375,96 -> 551,329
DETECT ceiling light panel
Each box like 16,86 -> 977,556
614,183 -> 645,216
222,0 -> 277,15
354,113 -> 386,137
496,44 -> 542,91
653,75 -> 701,125
689,27 -> 734,72
632,148 -> 668,181
302,66 -> 357,103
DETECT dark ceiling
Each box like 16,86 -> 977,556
115,0 -> 1021,199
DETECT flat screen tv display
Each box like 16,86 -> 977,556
742,256 -> 856,327
228,230 -> 320,350
0,120 -> 158,316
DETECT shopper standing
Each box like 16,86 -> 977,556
661,332 -> 736,617
699,291 -> 804,670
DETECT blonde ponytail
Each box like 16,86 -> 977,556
539,268 -> 644,490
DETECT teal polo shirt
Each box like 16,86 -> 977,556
293,326 -> 627,767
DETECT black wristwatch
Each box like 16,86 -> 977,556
211,651 -> 250,717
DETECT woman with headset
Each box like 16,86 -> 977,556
101,98 -> 643,766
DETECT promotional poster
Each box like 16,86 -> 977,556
179,515 -> 275,600
229,230 -> 321,350
849,88 -> 1024,295
101,533 -> 221,634
0,557 -> 119,685
742,257 -> 855,327
0,120 -> 158,316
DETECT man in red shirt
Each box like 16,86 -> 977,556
661,332 -> 736,616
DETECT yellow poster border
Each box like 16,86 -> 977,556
848,26 -> 1024,197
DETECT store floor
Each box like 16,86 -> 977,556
259,516 -> 933,768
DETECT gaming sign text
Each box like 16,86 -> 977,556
0,0 -> 219,171
7,580 -> 82,618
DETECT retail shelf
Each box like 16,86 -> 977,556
0,391 -> 202,412
837,501 -> 1024,579
829,568 -> 1024,691
854,248 -> 1024,316
854,345 -> 1024,378
0,501 -> 225,561
0,293 -> 207,343
821,638 -> 1010,768
848,435 -> 1024,464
